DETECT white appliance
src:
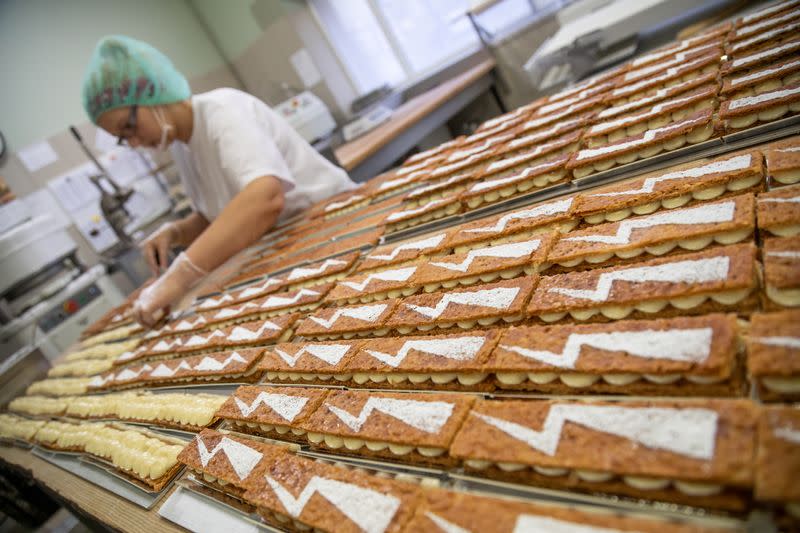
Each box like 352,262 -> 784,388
275,91 -> 337,143
0,212 -> 124,364
342,106 -> 393,142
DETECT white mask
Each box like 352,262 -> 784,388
151,106 -> 173,152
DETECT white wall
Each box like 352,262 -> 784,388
0,0 -> 229,152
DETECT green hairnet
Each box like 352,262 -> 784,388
82,35 -> 191,124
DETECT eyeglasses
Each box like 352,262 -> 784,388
117,104 -> 138,146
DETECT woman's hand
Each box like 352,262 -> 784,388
132,252 -> 207,327
141,222 -> 181,276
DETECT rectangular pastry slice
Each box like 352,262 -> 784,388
384,198 -> 462,232
544,194 -> 755,272
746,309 -> 800,401
737,0 -> 800,26
755,405 -> 800,521
600,73 -> 718,121
294,300 -> 398,340
763,235 -> 800,308
66,391 -> 227,431
486,130 -> 581,171
7,395 -> 72,417
299,389 -> 474,466
47,358 -> 113,378
445,196 -> 576,253
518,96 -> 604,135
757,183 -> 800,236
584,84 -> 719,148
35,421 -> 186,491
405,488 -> 737,533
178,428 -> 286,497
403,172 -> 477,209
721,38 -> 800,76
279,252 -> 360,290
356,231 -> 450,274
192,277 -> 285,312
461,154 -> 570,210
621,43 -> 723,86
608,52 -> 720,104
0,413 -> 46,443
568,109 -> 717,179
629,25 -> 728,69
341,329 -> 500,390
259,339 -> 362,385
719,82 -> 800,132
450,398 -> 758,510
217,385 -> 327,443
766,137 -> 800,185
527,243 -> 759,323
508,113 -> 590,153
427,145 -> 505,182
319,194 -> 371,220
443,132 -> 518,165
721,56 -> 800,98
727,15 -> 800,55
489,314 -> 742,395
573,152 -> 764,225
26,377 -> 90,397
141,312 -> 213,340
89,348 -> 264,391
116,315 -> 296,366
385,276 -> 536,334
412,234 -> 554,293
205,284 -> 332,328
326,265 -> 421,304
242,452 -> 420,533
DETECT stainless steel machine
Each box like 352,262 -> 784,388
0,201 -> 124,401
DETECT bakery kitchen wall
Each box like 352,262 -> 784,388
0,0 -> 241,266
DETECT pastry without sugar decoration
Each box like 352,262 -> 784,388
756,183 -> 800,237
763,235 -> 800,309
746,309 -> 800,401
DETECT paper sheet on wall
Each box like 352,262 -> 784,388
17,140 -> 59,173
48,163 -> 101,212
290,48 -> 322,88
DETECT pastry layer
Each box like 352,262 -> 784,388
216,385 -> 327,432
757,183 -> 800,236
8,395 -> 73,417
609,53 -> 720,102
0,413 -> 46,441
204,284 -> 332,327
242,452 -> 420,533
719,82 -> 800,131
385,276 -> 536,334
573,152 -> 763,223
450,398 -> 757,508
763,235 -> 800,308
89,348 -> 263,390
568,110 -> 716,179
721,38 -> 800,75
527,243 -> 758,322
178,428 -> 286,493
294,300 -> 398,339
357,231 -> 450,273
545,194 -> 755,270
461,155 -> 570,209
445,196 -> 575,252
766,138 -> 800,185
755,406 -> 800,504
299,389 -> 474,460
488,314 -> 740,394
384,198 -> 462,231
406,488 -> 732,533
258,339 -> 362,376
746,309 -> 800,400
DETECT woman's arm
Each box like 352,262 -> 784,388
173,211 -> 210,247
132,175 -> 284,326
185,175 -> 284,272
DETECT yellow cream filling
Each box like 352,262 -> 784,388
388,203 -> 461,232
495,371 -> 724,387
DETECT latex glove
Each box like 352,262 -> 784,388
141,222 -> 182,276
132,252 -> 207,327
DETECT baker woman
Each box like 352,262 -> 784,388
82,35 -> 356,327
